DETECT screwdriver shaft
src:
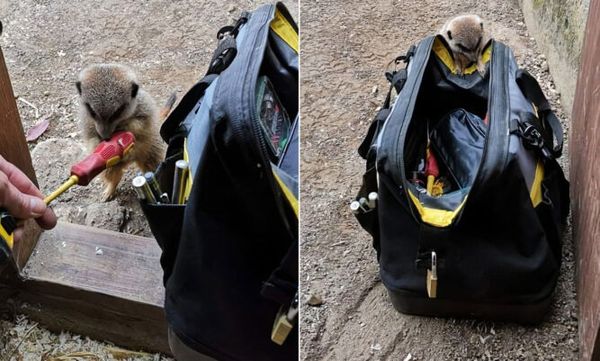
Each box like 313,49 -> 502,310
44,175 -> 79,205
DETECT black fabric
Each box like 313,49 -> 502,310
141,3 -> 298,360
430,108 -> 487,188
160,74 -> 217,143
355,36 -> 569,323
516,69 -> 563,158
358,46 -> 416,161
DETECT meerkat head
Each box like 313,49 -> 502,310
443,15 -> 485,63
76,64 -> 140,140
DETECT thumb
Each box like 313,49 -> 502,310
0,173 -> 47,219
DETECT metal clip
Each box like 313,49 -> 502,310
426,251 -> 438,299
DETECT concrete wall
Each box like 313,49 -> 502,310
520,0 -> 590,116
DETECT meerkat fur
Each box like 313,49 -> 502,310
76,63 -> 168,201
440,14 -> 490,76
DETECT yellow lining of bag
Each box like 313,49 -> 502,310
408,190 -> 467,228
273,170 -> 298,218
432,37 -> 492,75
270,9 -> 298,53
530,160 -> 544,207
183,137 -> 193,201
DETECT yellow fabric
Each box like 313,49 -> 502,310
408,190 -> 467,228
530,160 -> 544,207
432,37 -> 492,75
270,9 -> 298,53
273,170 -> 299,218
0,224 -> 13,249
183,138 -> 193,202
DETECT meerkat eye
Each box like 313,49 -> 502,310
110,104 -> 127,122
85,103 -> 97,119
131,82 -> 139,98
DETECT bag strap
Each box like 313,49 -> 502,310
161,12 -> 251,142
160,74 -> 218,143
261,238 -> 298,306
358,46 -> 415,160
207,12 -> 250,75
515,69 -> 563,159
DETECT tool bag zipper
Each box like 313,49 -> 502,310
214,4 -> 296,242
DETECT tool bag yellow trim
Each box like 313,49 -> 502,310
270,9 -> 298,53
432,37 -> 492,75
0,226 -> 13,249
408,191 -> 467,228
273,170 -> 299,218
530,160 -> 544,207
182,138 -> 193,202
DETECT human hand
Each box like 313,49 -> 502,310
0,155 -> 57,242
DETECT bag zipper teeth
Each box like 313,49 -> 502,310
229,6 -> 297,237
393,38 -> 433,221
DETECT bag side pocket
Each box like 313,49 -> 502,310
140,151 -> 187,284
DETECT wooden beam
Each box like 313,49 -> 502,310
0,47 -> 36,183
14,222 -> 170,354
0,45 -> 41,271
571,0 -> 600,359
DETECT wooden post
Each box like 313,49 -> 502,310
0,46 -> 41,270
571,0 -> 600,359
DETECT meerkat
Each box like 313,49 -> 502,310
440,15 -> 490,76
76,63 -> 173,201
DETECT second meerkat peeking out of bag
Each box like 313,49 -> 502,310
76,64 -> 175,201
440,14 -> 491,75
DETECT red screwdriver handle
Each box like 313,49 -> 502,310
70,131 -> 135,186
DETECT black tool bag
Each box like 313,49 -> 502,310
140,3 -> 298,360
355,35 -> 569,323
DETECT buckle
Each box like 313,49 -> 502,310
518,122 -> 553,159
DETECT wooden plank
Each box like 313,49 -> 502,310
0,47 -> 37,182
14,222 -> 170,354
0,46 -> 41,271
570,0 -> 600,359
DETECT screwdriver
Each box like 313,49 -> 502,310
0,131 -> 135,266
44,131 -> 135,204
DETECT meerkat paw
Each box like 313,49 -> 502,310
477,61 -> 487,76
101,186 -> 117,202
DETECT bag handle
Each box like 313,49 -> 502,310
357,45 -> 415,160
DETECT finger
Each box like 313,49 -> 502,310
0,172 -> 47,219
35,207 -> 58,230
12,227 -> 23,244
0,156 -> 44,198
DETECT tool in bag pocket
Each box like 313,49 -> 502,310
138,3 -> 298,360
354,35 -> 569,323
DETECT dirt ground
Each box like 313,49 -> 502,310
300,0 -> 577,360
0,0 -> 295,359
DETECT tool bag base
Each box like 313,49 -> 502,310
388,289 -> 552,324
355,35 -> 569,324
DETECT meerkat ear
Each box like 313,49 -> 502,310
75,81 -> 82,95
480,22 -> 484,29
131,82 -> 139,98
447,30 -> 452,40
